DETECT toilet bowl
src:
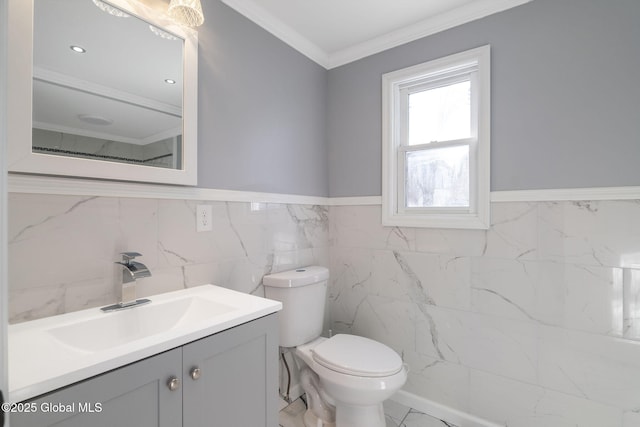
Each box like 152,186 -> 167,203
296,335 -> 407,427
263,266 -> 408,427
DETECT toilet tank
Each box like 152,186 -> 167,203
263,266 -> 329,348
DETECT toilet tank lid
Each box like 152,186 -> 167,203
263,266 -> 329,288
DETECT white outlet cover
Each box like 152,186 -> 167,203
196,204 -> 213,232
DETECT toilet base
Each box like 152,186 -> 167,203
335,402 -> 386,427
303,403 -> 385,427
303,408 -> 336,427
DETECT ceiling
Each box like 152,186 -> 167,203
220,0 -> 532,69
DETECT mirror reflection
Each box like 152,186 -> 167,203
32,0 -> 184,169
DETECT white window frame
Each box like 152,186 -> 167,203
382,45 -> 491,229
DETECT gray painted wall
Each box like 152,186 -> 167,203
197,1 -> 328,196
327,0 -> 640,197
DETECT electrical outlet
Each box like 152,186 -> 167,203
196,204 -> 213,232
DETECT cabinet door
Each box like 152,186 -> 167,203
11,348 -> 182,427
183,314 -> 279,427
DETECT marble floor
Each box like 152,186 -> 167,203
279,397 -> 457,427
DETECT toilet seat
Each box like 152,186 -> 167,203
312,334 -> 403,377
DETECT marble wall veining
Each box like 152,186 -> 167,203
328,201 -> 640,427
8,193 -> 329,323
9,193 -> 640,426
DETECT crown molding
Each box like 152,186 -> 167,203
221,0 -> 533,70
328,0 -> 533,69
220,0 -> 330,68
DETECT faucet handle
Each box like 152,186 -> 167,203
120,252 -> 142,264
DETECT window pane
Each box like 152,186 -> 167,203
408,80 -> 471,145
405,145 -> 469,208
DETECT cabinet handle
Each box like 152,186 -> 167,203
167,377 -> 180,391
190,367 -> 202,380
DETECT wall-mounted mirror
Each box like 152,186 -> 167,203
8,0 -> 198,185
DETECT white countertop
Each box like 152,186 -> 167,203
9,285 -> 282,402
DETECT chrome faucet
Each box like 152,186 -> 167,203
101,252 -> 152,312
117,251 -> 152,284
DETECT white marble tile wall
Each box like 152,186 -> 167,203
9,194 -> 640,426
8,193 -> 329,323
329,201 -> 640,427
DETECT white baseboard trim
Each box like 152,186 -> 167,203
391,390 -> 504,427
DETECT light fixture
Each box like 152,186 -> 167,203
168,0 -> 204,28
164,79 -> 177,85
149,25 -> 179,41
70,45 -> 86,53
78,114 -> 113,126
92,0 -> 130,18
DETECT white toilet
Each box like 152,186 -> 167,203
264,266 -> 407,427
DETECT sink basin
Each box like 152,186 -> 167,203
48,297 -> 235,352
9,284 -> 282,402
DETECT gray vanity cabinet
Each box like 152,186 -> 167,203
11,347 -> 183,427
11,314 -> 278,427
183,313 -> 279,427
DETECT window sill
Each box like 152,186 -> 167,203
381,208 -> 490,229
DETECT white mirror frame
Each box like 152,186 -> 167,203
7,0 -> 198,186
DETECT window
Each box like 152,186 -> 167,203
382,45 -> 490,229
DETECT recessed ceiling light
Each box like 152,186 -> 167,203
70,45 -> 86,53
164,79 -> 177,84
78,114 -> 113,126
